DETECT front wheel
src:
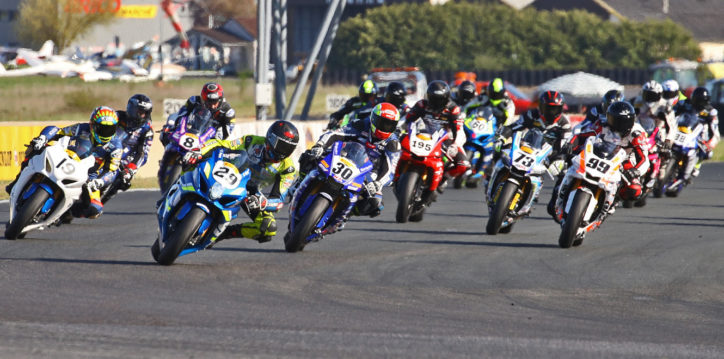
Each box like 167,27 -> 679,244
154,207 -> 206,265
5,189 -> 50,240
395,171 -> 420,223
486,181 -> 518,235
653,158 -> 674,198
285,196 -> 330,253
559,190 -> 591,248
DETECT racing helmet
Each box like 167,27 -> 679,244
426,80 -> 451,112
641,80 -> 663,106
385,81 -> 407,108
606,101 -> 636,137
538,91 -> 565,125
201,82 -> 224,110
601,89 -> 624,113
126,94 -> 153,128
691,87 -> 711,111
358,80 -> 378,103
265,120 -> 299,162
487,78 -> 506,106
661,80 -> 680,102
457,80 -> 477,105
370,102 -> 400,142
89,106 -> 119,145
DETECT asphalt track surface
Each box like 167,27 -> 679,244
1,163 -> 723,358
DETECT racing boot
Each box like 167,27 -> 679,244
217,211 -> 276,243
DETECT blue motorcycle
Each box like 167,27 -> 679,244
485,128 -> 553,235
152,147 -> 252,265
454,106 -> 498,189
285,141 -> 374,253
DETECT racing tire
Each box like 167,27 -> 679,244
286,196 -> 329,253
486,181 -> 518,235
622,200 -> 633,208
396,171 -> 420,223
634,195 -> 647,207
559,190 -> 591,248
499,223 -> 514,234
5,189 -> 49,240
453,175 -> 464,189
154,207 -> 206,265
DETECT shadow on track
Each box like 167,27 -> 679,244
0,257 -> 155,266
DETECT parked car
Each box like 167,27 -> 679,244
477,80 -> 534,115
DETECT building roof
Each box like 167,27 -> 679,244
601,0 -> 724,42
527,0 -> 724,42
188,27 -> 249,45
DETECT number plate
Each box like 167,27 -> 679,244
179,133 -> 200,150
212,161 -> 241,188
330,157 -> 359,184
673,131 -> 689,146
469,117 -> 494,135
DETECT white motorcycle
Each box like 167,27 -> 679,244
5,137 -> 95,239
553,136 -> 627,248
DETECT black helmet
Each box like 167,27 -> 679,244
457,80 -> 477,104
606,101 -> 636,137
358,80 -> 378,103
601,89 -> 624,113
691,87 -> 711,111
538,91 -> 565,125
426,80 -> 450,111
385,81 -> 407,108
265,120 -> 299,162
126,94 -> 153,128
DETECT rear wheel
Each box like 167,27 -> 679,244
622,200 -> 633,208
286,196 -> 329,253
559,190 -> 591,248
453,174 -> 464,189
5,189 -> 49,240
486,182 -> 518,235
154,207 -> 206,265
395,171 -> 420,223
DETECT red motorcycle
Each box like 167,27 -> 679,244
394,120 -> 451,223
623,116 -> 661,208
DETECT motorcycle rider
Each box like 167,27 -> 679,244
464,78 -> 516,125
402,80 -> 471,188
182,120 -> 300,244
384,81 -> 410,118
327,79 -> 381,130
552,101 -> 650,221
634,80 -> 677,147
451,80 -> 477,109
160,82 -> 236,146
662,79 -> 685,109
676,87 -> 720,179
496,90 -> 571,215
6,106 -> 122,218
300,102 -> 401,234
574,89 -> 624,135
102,94 -> 154,202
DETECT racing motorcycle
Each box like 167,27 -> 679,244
623,116 -> 660,208
5,137 -> 95,240
554,136 -> 627,248
152,147 -> 252,265
284,141 -> 374,253
158,108 -> 217,194
454,106 -> 498,189
656,113 -> 705,198
485,128 -> 553,235
394,119 -> 450,223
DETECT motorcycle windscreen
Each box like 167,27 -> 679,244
592,140 -> 621,160
186,108 -> 214,133
520,128 -> 545,150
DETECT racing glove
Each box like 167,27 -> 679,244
364,181 -> 382,196
31,135 -> 47,151
86,178 -> 104,192
122,163 -> 137,185
244,193 -> 268,213
182,151 -> 203,165
622,168 -> 639,183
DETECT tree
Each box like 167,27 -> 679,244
15,0 -> 118,53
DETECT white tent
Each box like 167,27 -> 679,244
537,71 -> 624,105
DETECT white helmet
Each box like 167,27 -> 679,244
641,80 -> 663,107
